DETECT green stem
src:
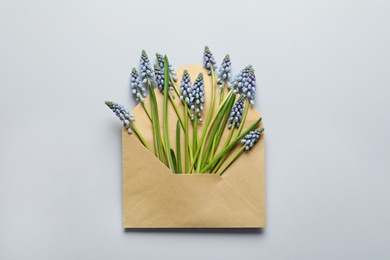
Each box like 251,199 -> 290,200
211,129 -> 235,174
184,104 -> 189,172
200,94 -> 235,170
212,99 -> 249,172
211,153 -> 225,173
188,89 -> 234,173
217,146 -> 246,175
169,74 -> 181,98
170,149 -> 177,173
207,66 -> 217,128
210,95 -> 235,160
219,82 -> 226,105
176,120 -> 182,173
129,122 -> 152,152
141,101 -> 152,121
184,104 -> 192,172
224,125 -> 235,151
201,117 -> 262,173
163,56 -> 174,172
147,80 -> 163,161
168,94 -> 184,127
193,115 -> 198,162
197,67 -> 216,170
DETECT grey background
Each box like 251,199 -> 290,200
1,0 -> 389,259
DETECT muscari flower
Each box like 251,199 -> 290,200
189,73 -> 205,122
179,70 -> 192,107
140,50 -> 154,84
228,95 -> 245,129
105,101 -> 135,134
241,128 -> 264,150
217,54 -> 232,86
153,64 -> 173,94
130,68 -> 146,102
154,64 -> 164,92
156,53 -> 177,81
203,46 -> 217,75
229,65 -> 257,105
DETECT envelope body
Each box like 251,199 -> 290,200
122,65 -> 265,228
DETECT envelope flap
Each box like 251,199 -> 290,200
122,130 -> 170,217
124,174 -> 265,228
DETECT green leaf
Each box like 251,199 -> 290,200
201,93 -> 236,170
201,117 -> 262,172
148,81 -> 164,161
163,55 -> 174,172
176,120 -> 182,173
170,149 -> 177,173
210,94 -> 236,160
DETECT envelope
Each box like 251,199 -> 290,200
122,65 -> 265,228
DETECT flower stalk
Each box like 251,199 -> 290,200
176,120 -> 182,173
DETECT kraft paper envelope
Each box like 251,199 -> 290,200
122,65 -> 265,228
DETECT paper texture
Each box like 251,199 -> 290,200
122,65 -> 265,228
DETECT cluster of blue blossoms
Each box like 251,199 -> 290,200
228,95 -> 245,129
179,70 -> 192,107
140,50 -> 154,83
217,54 -> 232,86
156,53 -> 177,81
203,46 -> 217,75
105,101 -> 135,134
241,128 -> 264,150
229,65 -> 256,105
130,68 -> 146,102
188,73 -> 205,122
153,64 -> 174,94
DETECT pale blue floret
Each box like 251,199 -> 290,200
188,73 -> 205,122
203,46 -> 217,75
140,50 -> 154,84
229,65 -> 257,105
241,128 -> 264,150
217,54 -> 232,86
105,101 -> 135,134
130,68 -> 146,102
228,95 -> 245,129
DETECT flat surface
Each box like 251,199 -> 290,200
1,0 -> 390,259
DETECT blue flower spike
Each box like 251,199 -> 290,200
105,101 -> 135,134
130,68 -> 146,102
179,70 -> 192,107
153,64 -> 163,92
217,54 -> 232,86
154,64 -> 174,94
156,53 -> 177,82
229,65 -> 257,105
140,50 -> 154,84
241,128 -> 264,150
228,94 -> 245,129
203,46 -> 217,75
189,73 -> 205,122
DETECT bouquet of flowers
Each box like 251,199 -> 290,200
105,46 -> 264,175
